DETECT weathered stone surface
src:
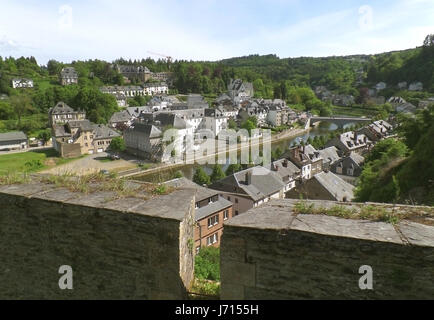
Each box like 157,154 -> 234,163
221,200 -> 434,300
292,214 -> 403,244
0,181 -> 195,300
398,220 -> 434,247
220,259 -> 256,286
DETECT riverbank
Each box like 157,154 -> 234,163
119,127 -> 310,178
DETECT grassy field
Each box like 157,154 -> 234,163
0,149 -> 83,175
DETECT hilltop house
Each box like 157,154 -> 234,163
166,177 -> 233,253
375,82 -> 387,91
100,83 -> 169,99
143,82 -> 169,96
209,166 -> 285,215
12,78 -> 33,89
115,65 -> 152,83
409,81 -> 423,91
60,67 -> 78,86
0,131 -> 28,151
48,102 -> 86,126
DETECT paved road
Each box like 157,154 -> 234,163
0,146 -> 53,155
122,127 -> 309,178
41,152 -> 137,176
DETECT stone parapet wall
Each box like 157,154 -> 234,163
0,181 -> 195,299
221,199 -> 434,299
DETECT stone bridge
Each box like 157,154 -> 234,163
310,116 -> 372,129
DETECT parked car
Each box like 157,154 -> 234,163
108,153 -> 120,160
100,169 -> 110,175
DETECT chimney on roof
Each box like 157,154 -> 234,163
246,171 -> 252,185
283,159 -> 288,168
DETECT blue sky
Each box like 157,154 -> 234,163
0,0 -> 433,65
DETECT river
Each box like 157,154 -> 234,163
133,121 -> 357,183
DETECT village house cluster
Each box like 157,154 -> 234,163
162,118 -> 395,250
49,102 -> 120,158
100,83 -> 169,107
110,79 -> 304,162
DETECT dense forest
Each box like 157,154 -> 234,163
366,34 -> 434,92
355,104 -> 434,205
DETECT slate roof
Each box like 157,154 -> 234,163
304,144 -> 323,162
61,67 -> 78,78
109,111 -> 131,123
348,152 -> 364,166
314,171 -> 354,201
318,146 -> 341,166
338,132 -> 369,150
118,65 -> 151,73
264,159 -> 300,180
195,197 -> 233,221
0,131 -> 27,143
128,122 -> 162,139
52,125 -> 71,138
210,166 -> 285,202
396,102 -> 417,114
67,120 -> 94,131
93,124 -> 120,140
154,113 -> 190,129
126,106 -> 152,118
49,102 -> 79,115
165,177 -> 232,221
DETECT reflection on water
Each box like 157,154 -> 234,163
134,121 -> 355,182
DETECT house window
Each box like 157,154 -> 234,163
207,233 -> 218,246
235,198 -> 239,204
207,215 -> 219,228
235,210 -> 239,216
227,196 -> 231,201
224,210 -> 229,220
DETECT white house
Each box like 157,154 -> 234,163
12,78 -> 33,89
143,83 -> 169,96
0,131 -> 28,151
409,82 -> 423,91
375,82 -> 387,91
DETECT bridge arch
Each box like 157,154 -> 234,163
310,116 -> 372,129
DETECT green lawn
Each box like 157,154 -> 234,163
0,149 -> 84,175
